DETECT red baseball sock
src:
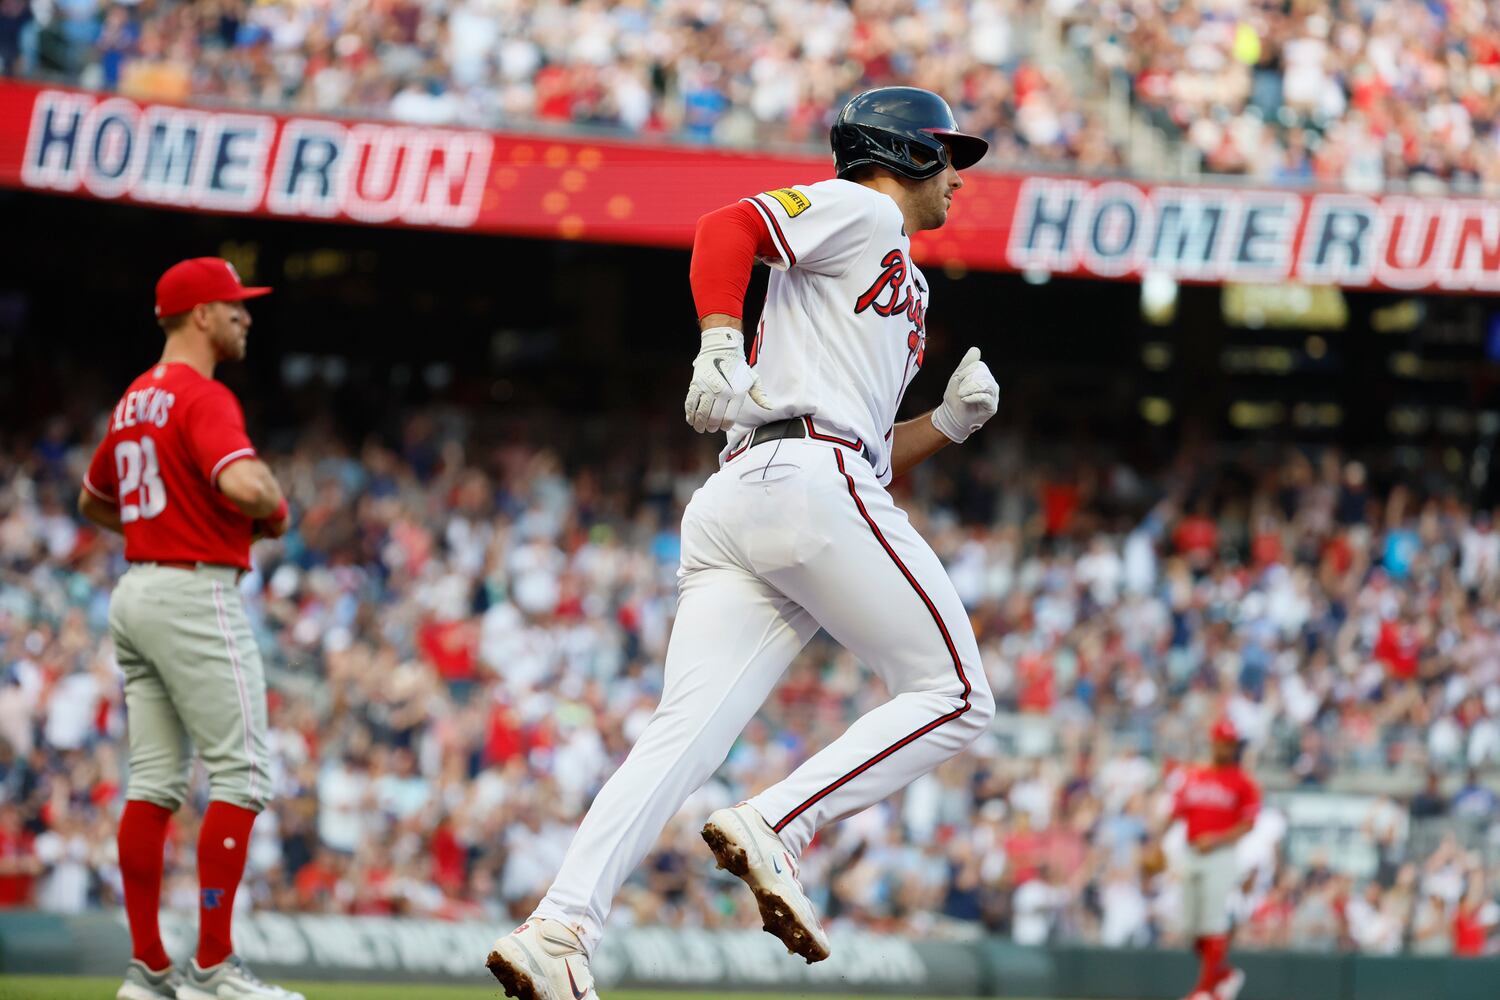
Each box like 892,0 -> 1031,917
118,800 -> 174,971
195,801 -> 258,968
1195,934 -> 1229,991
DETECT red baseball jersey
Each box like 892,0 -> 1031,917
84,362 -> 258,569
1172,763 -> 1260,842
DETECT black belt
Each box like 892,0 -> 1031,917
729,416 -> 873,466
745,417 -> 809,449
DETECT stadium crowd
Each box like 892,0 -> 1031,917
2,403 -> 1500,956
6,0 -> 1500,191
0,0 -> 1119,172
1062,0 -> 1500,192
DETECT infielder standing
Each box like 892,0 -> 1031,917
1169,719 -> 1260,1000
488,87 -> 999,1000
78,258 -> 302,1000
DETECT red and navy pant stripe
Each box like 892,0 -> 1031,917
771,449 -> 973,833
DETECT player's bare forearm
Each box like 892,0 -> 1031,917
889,410 -> 953,477
217,457 -> 285,519
699,313 -> 743,333
77,489 -> 123,534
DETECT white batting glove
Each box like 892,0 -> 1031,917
685,326 -> 771,433
931,347 -> 999,443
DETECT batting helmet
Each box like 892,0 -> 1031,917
831,87 -> 989,181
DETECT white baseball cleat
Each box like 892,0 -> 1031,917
1215,967 -> 1246,1000
175,955 -> 304,1000
701,803 -> 831,963
486,918 -> 598,1000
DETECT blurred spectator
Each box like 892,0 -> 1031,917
0,802 -> 41,907
0,0 -> 32,77
1452,769 -> 1499,822
1410,772 -> 1449,821
1453,876 -> 1497,956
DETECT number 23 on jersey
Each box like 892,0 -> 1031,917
114,436 -> 168,522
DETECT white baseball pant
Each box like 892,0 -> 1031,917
533,433 -> 995,954
1181,844 -> 1238,936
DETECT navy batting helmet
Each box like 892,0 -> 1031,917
831,87 -> 989,181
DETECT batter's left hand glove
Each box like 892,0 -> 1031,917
685,326 -> 771,433
931,347 -> 999,443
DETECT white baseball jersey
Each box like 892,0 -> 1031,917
727,179 -> 928,484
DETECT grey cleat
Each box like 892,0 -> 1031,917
175,954 -> 305,1000
117,960 -> 183,1000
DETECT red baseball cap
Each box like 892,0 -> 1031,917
155,257 -> 272,318
1210,718 -> 1240,743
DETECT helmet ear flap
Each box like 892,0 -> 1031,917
832,124 -> 948,181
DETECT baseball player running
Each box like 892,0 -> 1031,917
78,258 -> 301,1000
1169,719 -> 1260,1000
487,87 -> 999,1000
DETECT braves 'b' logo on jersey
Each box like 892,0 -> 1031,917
855,249 -> 926,368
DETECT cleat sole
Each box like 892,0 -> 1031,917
702,821 -> 831,964
486,947 -> 546,1000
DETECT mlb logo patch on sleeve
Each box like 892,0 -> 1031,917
766,188 -> 811,217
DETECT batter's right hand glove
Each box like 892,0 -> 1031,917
931,346 -> 999,443
685,326 -> 771,433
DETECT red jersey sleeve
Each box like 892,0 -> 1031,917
1238,772 -> 1262,824
689,201 -> 777,319
83,435 -> 118,503
184,383 -> 257,487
